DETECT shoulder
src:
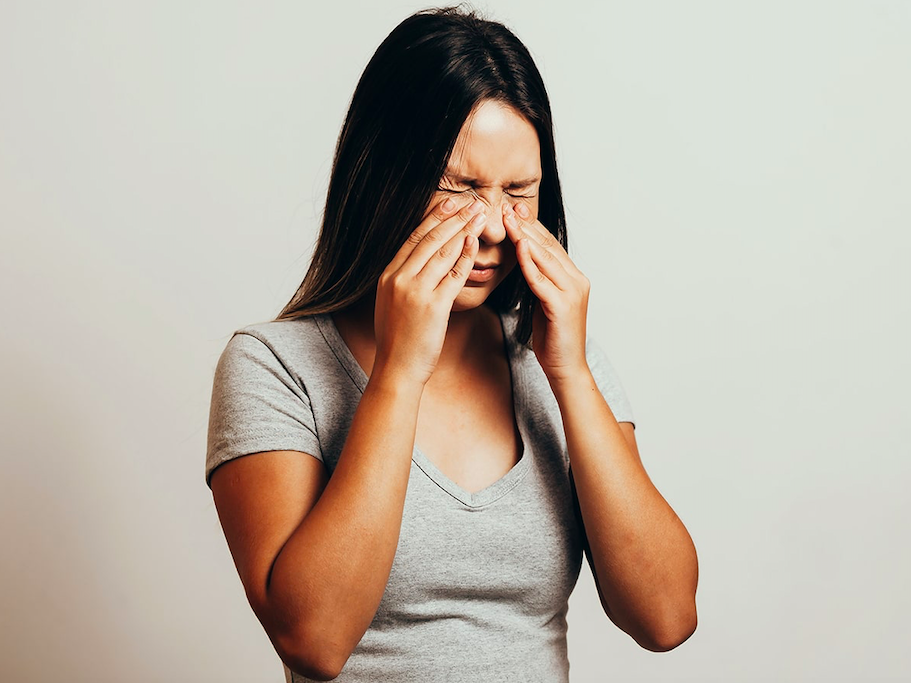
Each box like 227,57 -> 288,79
233,314 -> 328,353
206,316 -> 329,488
233,314 -> 322,348
215,314 -> 336,380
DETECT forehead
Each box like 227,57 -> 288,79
447,100 -> 541,183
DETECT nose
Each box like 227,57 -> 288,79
468,190 -> 509,245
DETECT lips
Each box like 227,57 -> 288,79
466,263 -> 498,284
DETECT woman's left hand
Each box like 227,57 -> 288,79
503,201 -> 591,384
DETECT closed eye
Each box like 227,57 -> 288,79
437,186 -> 537,199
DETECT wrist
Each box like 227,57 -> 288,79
368,359 -> 429,396
546,364 -> 596,401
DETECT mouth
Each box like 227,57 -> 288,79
467,263 -> 498,284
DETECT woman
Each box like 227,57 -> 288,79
206,7 -> 698,681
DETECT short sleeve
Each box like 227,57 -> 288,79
586,335 -> 636,428
205,331 -> 323,489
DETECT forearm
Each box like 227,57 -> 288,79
265,369 -> 423,669
552,371 -> 698,651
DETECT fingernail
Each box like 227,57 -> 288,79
470,212 -> 486,227
441,197 -> 455,213
468,199 -> 484,214
516,203 -> 530,218
504,213 -> 517,228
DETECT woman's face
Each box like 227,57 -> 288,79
426,99 -> 542,312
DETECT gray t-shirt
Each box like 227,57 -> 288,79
206,307 -> 635,682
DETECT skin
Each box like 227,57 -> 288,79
445,101 -> 699,649
210,99 -> 698,680
336,98 -> 537,386
353,98 -> 699,650
499,161 -> 700,653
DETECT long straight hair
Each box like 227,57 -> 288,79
275,6 -> 567,347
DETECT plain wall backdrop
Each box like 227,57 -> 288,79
1,1 -> 909,681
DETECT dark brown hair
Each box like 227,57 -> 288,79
275,5 -> 567,347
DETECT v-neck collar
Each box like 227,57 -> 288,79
314,308 -> 532,508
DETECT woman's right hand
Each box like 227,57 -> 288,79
373,196 -> 487,387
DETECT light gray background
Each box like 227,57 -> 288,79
1,1 -> 908,681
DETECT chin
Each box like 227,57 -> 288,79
450,288 -> 491,312
451,264 -> 516,312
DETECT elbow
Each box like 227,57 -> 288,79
249,592 -> 352,680
261,612 -> 349,681
281,655 -> 343,682
274,634 -> 348,681
636,609 -> 698,653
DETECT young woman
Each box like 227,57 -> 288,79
205,7 -> 698,681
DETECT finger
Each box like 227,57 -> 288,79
396,199 -> 486,277
516,237 -> 561,301
517,226 -> 573,291
504,204 -> 581,277
435,232 -> 480,299
385,196 -> 476,273
417,210 -> 486,284
505,204 -> 563,254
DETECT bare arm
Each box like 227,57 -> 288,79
557,376 -> 698,651
499,199 -> 698,652
262,371 -> 424,675
210,195 -> 486,680
211,369 -> 424,680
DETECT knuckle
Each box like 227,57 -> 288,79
387,272 -> 405,291
431,204 -> 449,219
457,205 -> 478,222
436,242 -> 455,260
423,228 -> 445,245
391,270 -> 415,291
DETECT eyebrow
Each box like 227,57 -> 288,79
442,171 -> 541,189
